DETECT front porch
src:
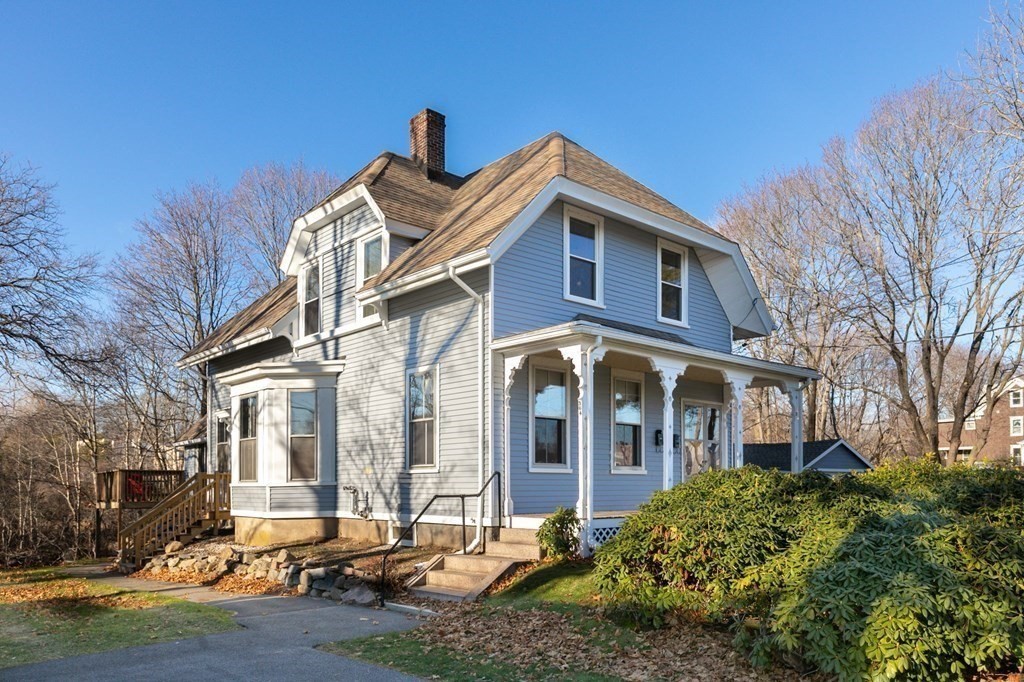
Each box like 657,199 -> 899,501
495,317 -> 818,552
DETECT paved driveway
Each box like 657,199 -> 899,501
1,566 -> 422,681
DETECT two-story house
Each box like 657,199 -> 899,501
178,109 -> 819,555
937,378 -> 1024,464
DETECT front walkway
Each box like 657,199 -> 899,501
2,565 -> 421,681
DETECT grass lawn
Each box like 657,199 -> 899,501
0,565 -> 238,670
323,560 -> 795,681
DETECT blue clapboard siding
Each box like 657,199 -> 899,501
268,485 -> 337,512
231,486 -> 267,512
493,202 -> 732,352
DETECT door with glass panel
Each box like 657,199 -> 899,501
683,403 -> 722,477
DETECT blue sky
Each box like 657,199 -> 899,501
1,1 -> 990,264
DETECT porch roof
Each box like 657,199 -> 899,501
492,316 -> 819,386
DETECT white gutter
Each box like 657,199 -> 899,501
177,327 -> 274,369
447,266 -> 487,554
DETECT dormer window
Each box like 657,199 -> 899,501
563,205 -> 604,306
357,233 -> 385,322
300,260 -> 321,337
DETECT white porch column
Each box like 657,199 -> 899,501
784,382 -> 805,472
724,372 -> 753,469
560,342 -> 604,556
502,354 -> 527,520
653,362 -> 687,489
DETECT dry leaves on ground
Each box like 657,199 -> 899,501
0,577 -> 152,614
416,604 -> 804,682
213,574 -> 292,596
132,568 -> 216,585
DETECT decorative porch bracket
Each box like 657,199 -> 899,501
781,381 -> 805,473
559,342 -> 606,557
650,359 -> 687,489
501,354 -> 529,518
723,371 -> 754,469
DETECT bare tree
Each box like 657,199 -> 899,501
0,154 -> 97,376
231,161 -> 338,292
822,78 -> 1024,465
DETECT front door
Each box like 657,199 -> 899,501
682,403 -> 722,477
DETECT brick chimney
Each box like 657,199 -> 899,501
410,108 -> 445,175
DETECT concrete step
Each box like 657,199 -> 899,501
498,527 -> 539,544
407,584 -> 472,602
442,554 -> 511,574
486,540 -> 542,561
425,568 -> 486,589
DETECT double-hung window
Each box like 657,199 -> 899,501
563,206 -> 603,305
216,417 -> 230,473
301,260 -> 321,337
357,233 -> 385,322
289,390 -> 317,481
1011,390 -> 1023,408
613,374 -> 644,471
407,367 -> 437,470
1013,445 -> 1023,467
1012,416 -> 1024,438
657,240 -> 688,326
531,365 -> 569,469
965,418 -> 976,431
238,394 -> 258,482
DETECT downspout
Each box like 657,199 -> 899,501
448,267 -> 486,553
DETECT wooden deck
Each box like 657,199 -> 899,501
96,469 -> 184,510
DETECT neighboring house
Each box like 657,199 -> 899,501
937,378 -> 1024,465
744,438 -> 873,475
178,109 -> 819,552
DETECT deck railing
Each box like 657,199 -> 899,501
96,469 -> 185,509
118,472 -> 231,567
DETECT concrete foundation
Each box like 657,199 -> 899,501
234,516 -> 338,546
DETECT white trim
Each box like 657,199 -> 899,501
385,218 -> 430,239
528,357 -> 573,474
356,250 -> 491,304
611,369 -> 646,474
1012,390 -> 1023,408
177,328 -> 274,368
491,320 -> 819,383
291,317 -> 382,350
236,391 -> 259,483
802,438 -> 875,470
680,400 -> 725,474
1011,416 -> 1024,438
355,230 -> 388,324
281,184 -> 384,276
405,364 -> 440,473
656,238 -> 689,328
219,361 -> 346,386
230,509 -> 505,525
562,204 -> 605,307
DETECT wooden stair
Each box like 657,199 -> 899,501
405,528 -> 543,602
118,472 -> 231,570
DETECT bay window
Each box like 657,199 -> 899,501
216,416 -> 230,473
238,394 -> 258,482
289,390 -> 317,481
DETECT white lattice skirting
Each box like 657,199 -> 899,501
589,520 -> 623,547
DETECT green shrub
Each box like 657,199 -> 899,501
537,506 -> 582,560
594,461 -> 1024,681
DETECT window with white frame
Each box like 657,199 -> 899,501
657,240 -> 688,326
1012,444 -> 1023,466
288,390 -> 317,481
1011,390 -> 1023,408
238,394 -> 258,482
216,416 -> 230,473
301,260 -> 321,336
564,206 -> 603,304
531,365 -> 569,469
1012,416 -> 1024,437
407,367 -> 438,469
965,418 -> 976,431
613,374 -> 644,470
357,233 -> 384,321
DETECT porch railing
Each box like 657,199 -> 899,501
96,469 -> 185,509
377,472 -> 501,606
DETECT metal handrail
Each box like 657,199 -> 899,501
377,471 -> 501,606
